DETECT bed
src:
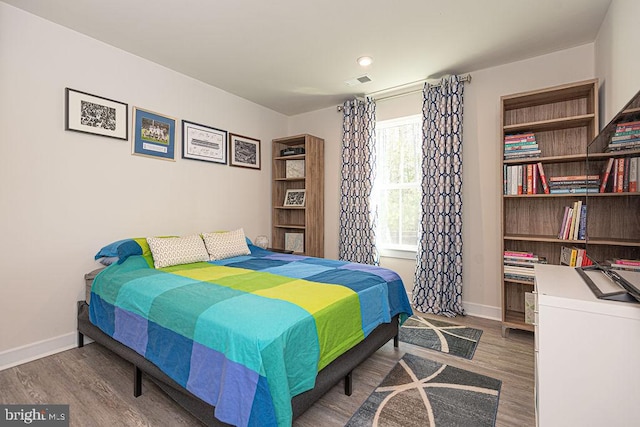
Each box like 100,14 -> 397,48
78,232 -> 412,427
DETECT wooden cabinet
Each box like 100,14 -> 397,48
501,80 -> 599,333
271,134 -> 324,257
534,264 -> 640,426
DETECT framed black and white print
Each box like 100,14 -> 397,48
182,120 -> 227,164
283,189 -> 306,207
229,133 -> 261,169
132,107 -> 176,161
65,88 -> 128,140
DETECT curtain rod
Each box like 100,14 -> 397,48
336,74 -> 471,111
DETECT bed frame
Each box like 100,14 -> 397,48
77,301 -> 399,426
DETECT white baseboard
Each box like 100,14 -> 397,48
0,332 -> 80,372
462,301 -> 501,321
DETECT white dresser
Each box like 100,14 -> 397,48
534,264 -> 640,427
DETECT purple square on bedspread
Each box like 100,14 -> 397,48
114,307 -> 148,356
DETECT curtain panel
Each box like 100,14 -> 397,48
413,76 -> 465,316
339,97 -> 379,265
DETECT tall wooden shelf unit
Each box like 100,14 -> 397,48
272,134 -> 324,257
500,80 -> 600,334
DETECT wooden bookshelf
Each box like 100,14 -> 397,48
271,134 -> 324,257
501,81 -> 640,336
500,79 -> 599,335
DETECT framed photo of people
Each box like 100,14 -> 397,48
65,88 -> 128,140
132,107 -> 176,161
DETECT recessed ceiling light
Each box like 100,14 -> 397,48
357,56 -> 373,67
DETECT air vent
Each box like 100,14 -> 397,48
345,75 -> 373,86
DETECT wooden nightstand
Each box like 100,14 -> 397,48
84,267 -> 106,304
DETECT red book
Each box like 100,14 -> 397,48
504,132 -> 535,142
537,162 -> 550,194
600,158 -> 614,193
526,164 -> 533,194
617,157 -> 624,192
615,259 -> 640,266
532,163 -> 538,194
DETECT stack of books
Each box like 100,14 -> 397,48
503,250 -> 547,283
608,258 -> 640,272
606,120 -> 640,152
504,133 -> 540,160
503,161 -> 550,195
560,246 -> 593,267
558,201 -> 587,240
548,174 -> 600,194
599,157 -> 639,192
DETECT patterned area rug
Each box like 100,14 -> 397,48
345,353 -> 501,427
398,316 -> 483,359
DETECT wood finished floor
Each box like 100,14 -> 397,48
0,313 -> 534,426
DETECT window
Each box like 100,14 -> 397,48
375,115 -> 422,257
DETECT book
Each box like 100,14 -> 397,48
612,258 -> 640,266
600,157 -> 615,192
526,164 -> 533,194
560,246 -> 573,265
577,204 -> 587,240
562,207 -> 574,239
550,188 -> 600,194
537,162 -> 550,194
504,140 -> 538,147
504,144 -> 539,151
572,200 -> 582,240
504,132 -> 535,141
617,156 -> 624,192
611,133 -> 640,142
568,201 -> 579,240
504,250 -> 535,258
629,157 -> 637,192
548,174 -> 600,182
558,206 -> 571,239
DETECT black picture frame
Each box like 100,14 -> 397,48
65,88 -> 128,140
229,133 -> 261,169
182,120 -> 227,164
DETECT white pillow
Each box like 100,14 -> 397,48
202,228 -> 251,261
146,235 -> 209,268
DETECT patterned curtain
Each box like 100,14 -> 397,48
413,75 -> 465,316
339,97 -> 379,265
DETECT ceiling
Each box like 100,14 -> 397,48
4,0 -> 612,116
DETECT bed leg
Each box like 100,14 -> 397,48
78,332 -> 84,348
344,371 -> 353,396
393,334 -> 399,348
134,365 -> 142,397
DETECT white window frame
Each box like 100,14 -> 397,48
375,114 -> 422,260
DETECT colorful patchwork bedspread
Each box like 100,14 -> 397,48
89,246 -> 412,427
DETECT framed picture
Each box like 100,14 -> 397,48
65,88 -> 128,140
132,107 -> 176,161
285,232 -> 304,253
283,189 -> 306,207
229,133 -> 261,169
182,120 -> 227,164
285,159 -> 305,178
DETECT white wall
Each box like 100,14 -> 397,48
595,0 -> 640,123
0,3 -> 287,366
289,44 -> 596,319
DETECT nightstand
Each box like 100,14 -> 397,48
267,248 -> 294,254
